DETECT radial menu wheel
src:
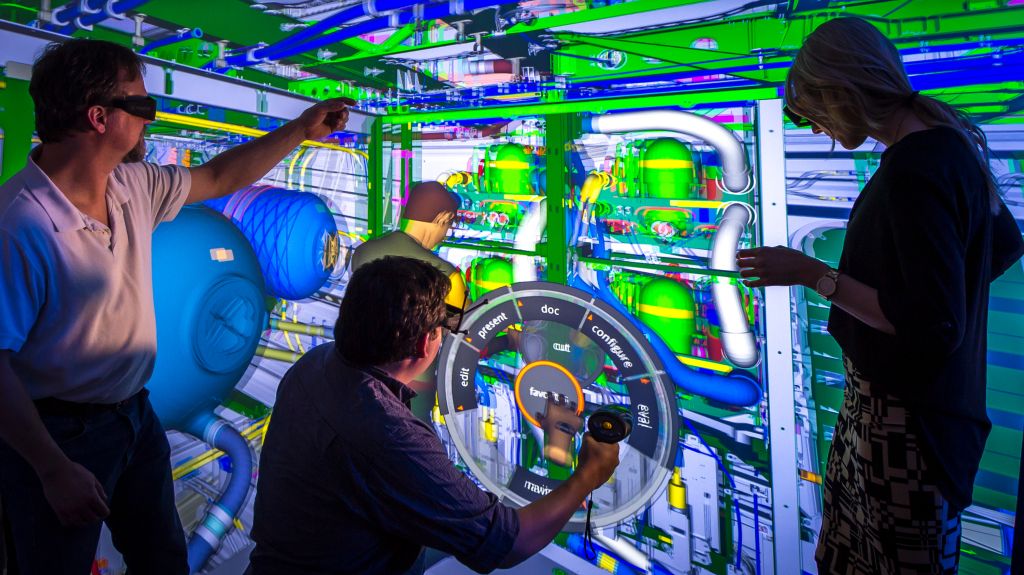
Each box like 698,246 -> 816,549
437,282 -> 680,530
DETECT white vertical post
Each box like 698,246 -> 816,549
757,98 -> 800,575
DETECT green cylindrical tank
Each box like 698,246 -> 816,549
488,143 -> 532,195
641,138 -> 696,199
469,257 -> 513,300
638,277 -> 696,355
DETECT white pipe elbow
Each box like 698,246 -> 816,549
513,199 -> 545,282
103,0 -> 125,20
50,4 -> 75,26
711,203 -> 759,368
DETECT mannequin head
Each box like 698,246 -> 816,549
399,181 -> 460,250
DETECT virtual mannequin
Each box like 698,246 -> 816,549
350,181 -> 469,421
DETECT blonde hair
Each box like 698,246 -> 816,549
786,17 -> 1001,214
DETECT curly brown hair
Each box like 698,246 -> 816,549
30,38 -> 144,143
335,256 -> 450,366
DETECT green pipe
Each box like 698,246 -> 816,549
255,345 -> 302,364
269,319 -> 333,338
577,254 -> 741,280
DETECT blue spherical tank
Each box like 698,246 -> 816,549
205,185 -> 339,301
148,206 -> 268,431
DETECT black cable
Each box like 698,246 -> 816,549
582,492 -> 596,560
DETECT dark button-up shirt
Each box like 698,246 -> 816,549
247,343 -> 520,574
828,126 -> 1024,511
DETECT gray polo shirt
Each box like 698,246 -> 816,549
0,151 -> 191,403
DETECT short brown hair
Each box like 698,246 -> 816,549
402,181 -> 460,224
335,256 -> 450,366
30,38 -> 144,143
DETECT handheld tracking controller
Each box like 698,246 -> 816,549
581,405 -> 633,557
587,405 -> 633,444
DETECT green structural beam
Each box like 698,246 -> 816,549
0,77 -> 34,184
543,113 -> 574,285
554,31 -> 787,84
335,22 -> 419,60
132,0 -> 409,90
384,86 -> 779,124
140,0 -> 307,54
368,117 -> 384,238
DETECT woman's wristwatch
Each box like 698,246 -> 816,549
815,268 -> 841,300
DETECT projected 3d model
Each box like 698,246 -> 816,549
0,2 -> 1021,574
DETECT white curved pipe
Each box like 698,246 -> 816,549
710,203 -> 759,367
49,3 -> 75,26
592,532 -> 650,572
513,199 -> 545,282
583,110 -> 751,193
80,0 -> 102,15
102,0 -> 126,20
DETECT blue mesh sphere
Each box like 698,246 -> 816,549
148,206 -> 268,431
206,186 -> 338,300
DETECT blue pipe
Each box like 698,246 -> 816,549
184,413 -> 254,574
212,0 -> 506,69
76,0 -> 149,30
266,3 -> 366,55
208,15 -> 384,68
570,219 -> 762,406
45,0 -> 86,30
210,1 -> 415,67
574,61 -> 788,89
390,42 -> 1016,112
584,40 -> 1021,88
909,62 -> 1024,92
568,271 -> 761,406
680,419 -> 743,569
404,52 -> 1017,107
649,562 -> 675,575
263,13 -> 395,61
904,47 -> 1024,73
266,0 -> 418,56
45,0 -> 107,31
140,28 -> 203,55
290,0 -> 507,58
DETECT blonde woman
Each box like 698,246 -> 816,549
735,17 -> 1023,575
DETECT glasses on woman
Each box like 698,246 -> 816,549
783,105 -> 813,128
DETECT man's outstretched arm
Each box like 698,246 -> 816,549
186,97 -> 355,204
499,435 -> 618,568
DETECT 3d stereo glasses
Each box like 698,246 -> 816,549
783,105 -> 813,128
108,96 -> 158,121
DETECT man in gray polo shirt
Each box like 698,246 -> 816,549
0,39 -> 354,574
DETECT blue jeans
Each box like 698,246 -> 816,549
0,389 -> 187,574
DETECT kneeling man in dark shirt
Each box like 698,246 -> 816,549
246,256 -> 620,574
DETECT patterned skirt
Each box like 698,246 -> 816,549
814,357 -> 962,575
